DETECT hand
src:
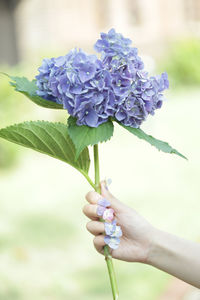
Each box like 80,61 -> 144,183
83,181 -> 156,263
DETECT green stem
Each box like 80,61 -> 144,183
93,144 -> 119,300
80,170 -> 96,190
93,144 -> 100,192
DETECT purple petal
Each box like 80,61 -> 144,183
103,208 -> 114,221
54,56 -> 66,67
98,198 -> 110,208
104,235 -> 111,245
111,225 -> 122,238
85,110 -> 99,127
79,63 -> 96,83
97,206 -> 106,216
108,237 -> 120,249
105,221 -> 116,235
104,236 -> 120,250
115,109 -> 127,121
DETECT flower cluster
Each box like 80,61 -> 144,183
97,198 -> 122,250
36,29 -> 169,128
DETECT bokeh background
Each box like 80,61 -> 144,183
0,0 -> 200,299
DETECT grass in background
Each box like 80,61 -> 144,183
159,38 -> 200,87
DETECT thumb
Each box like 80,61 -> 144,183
100,180 -> 124,212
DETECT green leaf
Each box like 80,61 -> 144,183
8,75 -> 63,109
118,123 -> 187,160
68,116 -> 114,159
0,121 -> 90,174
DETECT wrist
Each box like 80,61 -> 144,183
145,227 -> 163,265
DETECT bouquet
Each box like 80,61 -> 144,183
0,29 -> 186,299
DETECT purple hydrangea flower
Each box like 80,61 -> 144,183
105,221 -> 122,237
36,49 -> 116,127
36,29 -> 169,128
103,208 -> 115,221
97,198 -> 111,216
35,58 -> 61,103
94,28 -> 144,72
97,205 -> 106,217
111,225 -> 122,238
98,198 -> 110,207
104,221 -> 122,249
105,220 -> 122,238
104,236 -> 120,250
104,219 -> 122,249
105,220 -> 117,235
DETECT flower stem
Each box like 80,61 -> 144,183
80,170 -> 96,190
93,144 -> 100,192
93,144 -> 119,300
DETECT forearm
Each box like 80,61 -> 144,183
147,229 -> 200,288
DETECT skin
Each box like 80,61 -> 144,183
83,181 -> 200,289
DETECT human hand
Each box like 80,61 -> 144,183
83,181 -> 156,263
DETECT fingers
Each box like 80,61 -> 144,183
86,221 -> 104,235
100,181 -> 126,212
85,190 -> 103,204
83,202 -> 114,221
85,181 -> 124,212
100,180 -> 116,202
93,235 -> 106,254
82,204 -> 99,220
84,181 -> 124,254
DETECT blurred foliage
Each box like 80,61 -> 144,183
18,213 -> 76,247
0,277 -> 21,300
160,38 -> 200,87
0,64 -> 67,170
0,65 -> 31,128
0,68 -> 26,170
0,142 -> 17,170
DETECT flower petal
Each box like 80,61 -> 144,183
105,221 -> 116,235
97,206 -> 106,216
104,236 -> 120,249
103,208 -> 114,221
111,225 -> 122,238
98,198 -> 110,208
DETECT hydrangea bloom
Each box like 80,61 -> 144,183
104,220 -> 117,235
96,199 -> 122,249
36,29 -> 169,128
94,28 -> 144,71
97,205 -> 106,217
36,49 -> 114,127
97,198 -> 111,216
104,236 -> 121,250
97,198 -> 115,220
103,208 -> 115,221
104,220 -> 122,250
105,220 -> 122,238
98,198 -> 111,207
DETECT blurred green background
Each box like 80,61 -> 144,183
0,1 -> 200,299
